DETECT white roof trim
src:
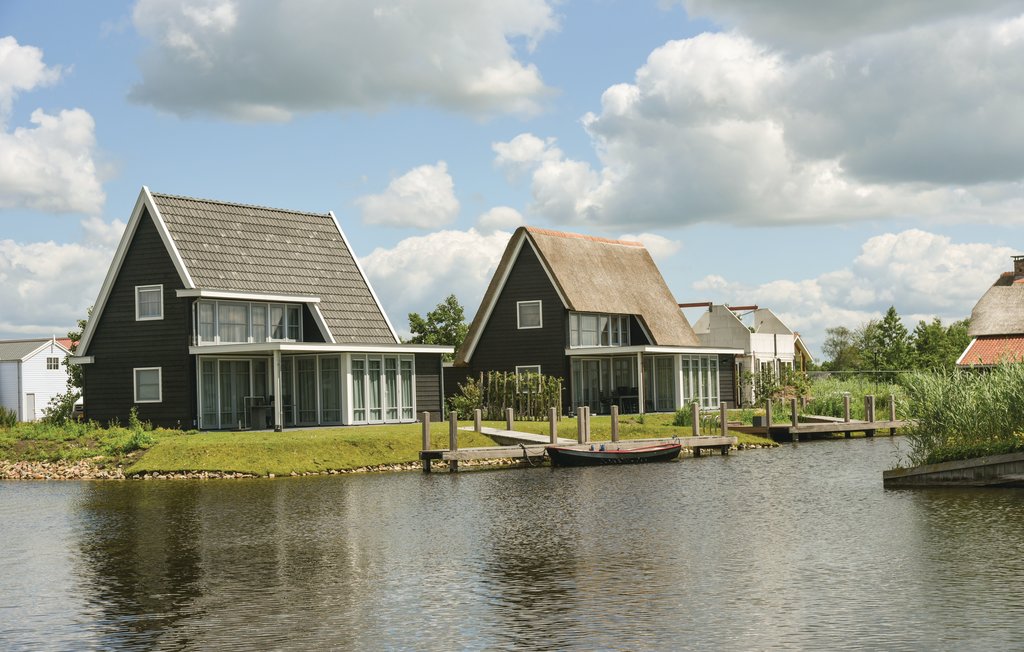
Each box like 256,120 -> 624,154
176,289 -> 322,303
309,303 -> 336,344
955,338 -> 977,366
79,187 -> 195,356
461,231 -> 570,364
329,210 -> 400,344
565,345 -> 745,356
189,342 -> 453,355
69,356 -> 95,365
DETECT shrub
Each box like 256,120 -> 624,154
448,370 -> 563,420
43,389 -> 80,426
0,406 -> 16,429
672,408 -> 689,427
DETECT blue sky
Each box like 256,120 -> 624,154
2,0 -> 1023,357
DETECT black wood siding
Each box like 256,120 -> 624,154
718,354 -> 736,408
466,244 -> 568,393
415,353 -> 444,420
302,304 -> 327,343
83,209 -> 194,428
630,316 -> 652,345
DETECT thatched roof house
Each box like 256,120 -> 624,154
958,255 -> 1024,366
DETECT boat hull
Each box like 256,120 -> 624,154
546,443 -> 682,467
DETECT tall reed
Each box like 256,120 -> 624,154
803,376 -> 907,421
901,365 -> 1024,466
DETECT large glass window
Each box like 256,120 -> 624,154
196,300 -> 303,344
297,357 -> 317,424
352,358 -> 366,422
199,302 -> 216,342
320,356 -> 341,424
656,357 -> 675,412
218,303 -> 248,343
368,358 -> 382,421
569,312 -> 631,348
350,355 -> 415,424
271,305 -> 286,340
287,306 -> 301,340
251,305 -> 268,343
680,354 -> 720,409
400,359 -> 414,420
201,360 -> 218,428
385,358 -> 398,421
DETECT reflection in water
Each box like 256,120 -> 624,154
3,439 -> 1024,650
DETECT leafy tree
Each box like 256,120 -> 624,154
407,294 -> 468,359
821,326 -> 862,371
43,307 -> 90,424
862,306 -> 911,379
912,317 -> 971,370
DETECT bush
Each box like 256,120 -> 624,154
448,370 -> 563,420
672,408 -> 689,427
43,389 -> 80,426
0,406 -> 16,429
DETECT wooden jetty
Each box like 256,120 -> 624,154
419,405 -> 737,472
732,394 -> 909,442
883,452 -> 1024,488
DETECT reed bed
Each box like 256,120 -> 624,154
802,376 -> 908,422
900,364 -> 1024,466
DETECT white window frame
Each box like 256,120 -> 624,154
46,357 -> 60,370
517,300 -> 543,329
135,285 -> 164,321
133,367 -> 162,403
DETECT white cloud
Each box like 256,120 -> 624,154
0,108 -> 106,215
476,206 -> 523,234
619,232 -> 682,259
361,228 -> 512,337
356,161 -> 460,229
499,12 -> 1024,230
690,229 -> 1017,357
669,0 -> 1019,51
130,0 -> 557,119
0,223 -> 120,337
0,36 -> 62,115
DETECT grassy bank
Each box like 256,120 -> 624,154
901,364 -> 1024,467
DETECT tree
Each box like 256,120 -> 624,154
821,326 -> 862,371
862,306 -> 911,379
912,317 -> 971,370
407,294 -> 468,358
43,307 -> 90,424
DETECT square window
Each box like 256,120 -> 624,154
517,300 -> 542,329
134,367 -> 162,403
46,357 -> 60,370
135,285 -> 163,321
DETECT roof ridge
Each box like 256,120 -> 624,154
0,337 -> 52,343
150,191 -> 331,218
525,226 -> 644,248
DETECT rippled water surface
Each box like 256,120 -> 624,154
4,438 -> 1024,650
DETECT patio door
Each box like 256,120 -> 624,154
219,360 -> 251,429
296,356 -> 318,425
575,359 -> 602,413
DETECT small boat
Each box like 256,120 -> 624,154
546,442 -> 682,467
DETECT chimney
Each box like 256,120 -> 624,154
1015,255 -> 1024,280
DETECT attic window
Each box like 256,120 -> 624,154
135,285 -> 164,321
517,301 -> 542,329
46,357 -> 60,370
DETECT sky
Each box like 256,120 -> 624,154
1,0 -> 1023,359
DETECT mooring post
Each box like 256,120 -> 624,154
474,408 -> 482,433
421,411 -> 431,473
611,405 -> 620,442
584,406 -> 592,443
865,395 -> 876,437
720,402 -> 728,437
889,394 -> 897,436
549,407 -> 558,444
692,401 -> 701,437
448,411 -> 459,472
790,397 -> 800,443
765,399 -> 773,435
843,393 -> 851,438
505,407 -> 513,431
577,408 -> 585,444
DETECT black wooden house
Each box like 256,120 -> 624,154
74,187 -> 450,430
449,227 -> 741,414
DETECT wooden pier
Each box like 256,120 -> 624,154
732,394 -> 909,442
419,405 -> 736,472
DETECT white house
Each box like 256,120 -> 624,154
690,305 -> 812,406
0,338 -> 73,421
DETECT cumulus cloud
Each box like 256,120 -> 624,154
356,161 -> 459,229
0,37 -> 105,215
360,228 -> 513,336
499,12 -> 1024,230
0,225 -> 120,337
619,233 -> 682,260
476,206 -> 524,234
130,0 -> 557,119
690,229 -> 1018,357
669,0 -> 1019,51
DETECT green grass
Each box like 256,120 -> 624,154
127,423 -> 497,476
0,419 -> 170,465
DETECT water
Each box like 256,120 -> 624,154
3,438 -> 1024,651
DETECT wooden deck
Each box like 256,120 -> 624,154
883,452 -> 1024,487
732,417 -> 909,442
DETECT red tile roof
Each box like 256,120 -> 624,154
958,336 -> 1024,366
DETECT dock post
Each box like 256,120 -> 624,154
577,409 -> 585,444
765,399 -> 772,436
865,395 -> 876,437
843,393 -> 851,437
549,407 -> 558,444
584,406 -> 592,443
611,405 -> 619,442
692,401 -> 701,437
790,397 -> 799,443
448,411 -> 459,472
889,394 -> 897,436
474,409 -> 482,433
421,411 -> 431,473
720,402 -> 728,437
505,407 -> 513,431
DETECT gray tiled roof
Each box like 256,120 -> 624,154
0,339 -> 63,361
152,193 -> 397,344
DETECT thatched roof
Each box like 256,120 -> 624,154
968,273 -> 1024,337
458,226 -> 698,364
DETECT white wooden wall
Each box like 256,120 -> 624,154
0,362 -> 18,418
20,346 -> 70,421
